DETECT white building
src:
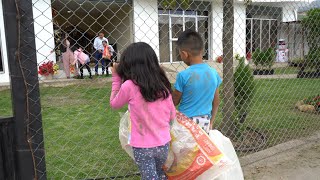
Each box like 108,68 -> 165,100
0,0 -> 313,83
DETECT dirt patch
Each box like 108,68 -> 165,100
42,93 -> 87,107
243,140 -> 320,180
233,128 -> 267,152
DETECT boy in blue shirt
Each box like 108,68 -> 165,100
173,30 -> 222,133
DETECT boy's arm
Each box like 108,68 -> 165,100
173,72 -> 184,106
172,90 -> 182,106
210,89 -> 220,130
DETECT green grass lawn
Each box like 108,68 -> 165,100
0,78 -> 319,179
239,79 -> 320,146
274,66 -> 299,75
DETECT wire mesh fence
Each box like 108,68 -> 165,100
0,0 -> 320,179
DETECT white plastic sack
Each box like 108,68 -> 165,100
118,111 -> 237,180
164,112 -> 235,180
203,130 -> 244,180
119,111 -> 134,159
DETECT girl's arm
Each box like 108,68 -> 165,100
110,73 -> 131,109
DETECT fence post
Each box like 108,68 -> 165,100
222,0 -> 236,138
0,117 -> 15,180
2,0 -> 47,179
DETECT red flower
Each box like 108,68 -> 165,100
216,56 -> 223,63
38,61 -> 55,76
246,52 -> 252,60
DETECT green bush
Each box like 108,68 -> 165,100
252,48 -> 276,70
252,49 -> 263,67
302,8 -> 320,72
291,57 -> 304,64
305,48 -> 320,71
234,55 -> 255,123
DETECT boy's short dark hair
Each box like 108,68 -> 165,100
177,29 -> 203,56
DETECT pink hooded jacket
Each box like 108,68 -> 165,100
73,49 -> 89,65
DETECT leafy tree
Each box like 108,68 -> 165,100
302,8 -> 320,73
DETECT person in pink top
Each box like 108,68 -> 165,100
110,42 -> 176,180
73,46 -> 92,79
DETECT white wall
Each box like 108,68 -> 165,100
0,0 -> 10,83
133,0 -> 160,56
32,0 -> 56,64
211,1 -> 246,60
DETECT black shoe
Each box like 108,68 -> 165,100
89,76 -> 93,79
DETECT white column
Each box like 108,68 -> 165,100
0,0 -> 10,83
32,0 -> 56,64
211,1 -> 246,59
211,1 -> 223,60
133,0 -> 160,57
282,4 -> 297,22
233,3 -> 246,57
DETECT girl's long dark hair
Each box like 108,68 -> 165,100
117,42 -> 172,102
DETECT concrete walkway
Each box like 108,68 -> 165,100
253,74 -> 297,79
241,131 -> 320,180
0,62 -> 298,90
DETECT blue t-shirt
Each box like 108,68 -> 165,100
174,63 -> 222,118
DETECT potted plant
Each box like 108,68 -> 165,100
252,48 -> 276,75
38,61 -> 59,80
289,57 -> 304,67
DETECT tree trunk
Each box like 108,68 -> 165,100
221,0 -> 236,138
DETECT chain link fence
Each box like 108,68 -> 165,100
0,0 -> 320,179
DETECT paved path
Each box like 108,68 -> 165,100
242,132 -> 320,180
253,74 -> 297,79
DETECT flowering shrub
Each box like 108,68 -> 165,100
303,94 -> 320,112
53,63 -> 59,74
38,61 -> 58,76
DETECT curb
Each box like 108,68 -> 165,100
0,77 -> 112,90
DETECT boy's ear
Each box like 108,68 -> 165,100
180,50 -> 189,59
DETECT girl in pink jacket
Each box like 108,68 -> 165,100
110,42 -> 176,179
73,47 -> 92,79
